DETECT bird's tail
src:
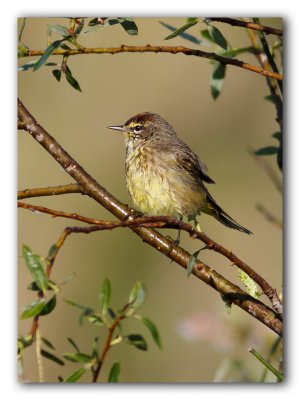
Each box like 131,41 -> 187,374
204,198 -> 252,235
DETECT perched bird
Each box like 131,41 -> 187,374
107,112 -> 252,235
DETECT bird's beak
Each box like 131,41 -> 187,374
107,124 -> 125,132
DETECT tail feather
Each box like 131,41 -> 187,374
204,198 -> 252,235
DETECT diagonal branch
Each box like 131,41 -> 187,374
22,45 -> 282,81
18,200 -> 282,314
18,98 -> 282,336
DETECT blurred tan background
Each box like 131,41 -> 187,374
18,17 -> 282,383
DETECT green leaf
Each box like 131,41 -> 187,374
74,19 -> 84,35
22,245 -> 48,295
210,62 -> 226,100
64,367 -> 86,382
87,314 -> 104,326
159,21 -> 202,45
33,39 -> 66,71
41,349 -> 65,365
117,18 -> 138,36
65,65 -> 82,92
238,269 -> 261,299
40,295 -> 57,316
41,337 -> 55,350
67,337 -> 80,352
63,352 -> 92,363
187,249 -> 201,277
138,316 -> 162,350
187,17 -> 198,23
47,243 -> 58,259
108,362 -> 121,382
83,18 -> 119,34
124,334 -> 148,351
272,131 -> 282,141
207,25 -> 227,50
255,146 -> 279,156
64,299 -> 94,324
18,43 -> 29,58
129,281 -> 146,309
164,20 -> 198,40
99,279 -> 111,315
200,29 -> 215,43
21,299 -> 45,319
18,18 -> 27,42
48,24 -> 69,37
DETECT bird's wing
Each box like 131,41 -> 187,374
172,145 -> 215,184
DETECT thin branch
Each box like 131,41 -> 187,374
246,28 -> 282,132
208,17 -> 283,36
18,183 -> 84,200
18,98 -> 282,336
21,45 -> 282,81
252,18 -> 282,94
92,312 -> 124,382
18,200 -> 282,314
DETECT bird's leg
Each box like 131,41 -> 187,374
192,215 -> 203,233
173,215 -> 183,246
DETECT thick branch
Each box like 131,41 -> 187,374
22,45 -> 282,81
18,183 -> 84,199
18,200 -> 282,315
18,98 -> 282,336
208,18 -> 283,36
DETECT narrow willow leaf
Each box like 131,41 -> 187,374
64,299 -> 94,324
207,25 -> 227,50
125,334 -> 148,351
18,18 -> 27,42
108,362 -> 121,382
63,352 -> 92,363
201,29 -> 215,43
187,249 -> 201,277
18,43 -> 29,58
99,279 -> 111,315
164,20 -> 198,40
238,269 -> 261,299
117,18 -> 138,36
47,243 -> 58,258
272,132 -> 282,141
41,349 -> 65,365
74,19 -> 84,35
65,65 -> 82,92
138,316 -> 162,350
187,17 -> 198,23
64,367 -> 86,382
159,21 -> 202,45
87,314 -> 104,326
40,295 -> 57,316
21,299 -> 45,319
48,24 -> 69,37
129,281 -> 146,309
33,39 -> 66,71
83,18 -> 119,34
67,337 -> 80,352
91,336 -> 99,358
210,62 -> 226,100
22,245 -> 48,295
41,337 -> 55,350
255,146 -> 279,156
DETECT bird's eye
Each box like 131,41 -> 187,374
133,125 -> 143,133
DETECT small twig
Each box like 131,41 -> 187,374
18,183 -> 84,200
92,312 -> 124,382
208,17 -> 283,36
249,148 -> 282,193
21,45 -> 282,81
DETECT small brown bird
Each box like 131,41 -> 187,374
108,112 -> 252,235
